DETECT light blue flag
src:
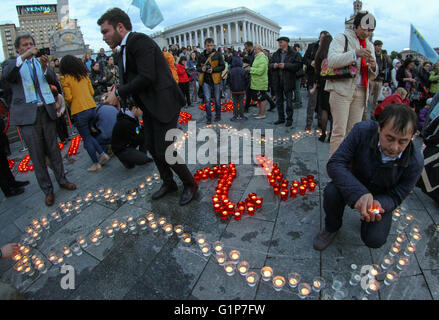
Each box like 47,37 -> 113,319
410,24 -> 439,63
132,0 -> 164,29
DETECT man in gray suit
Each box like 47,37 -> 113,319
1,33 -> 76,206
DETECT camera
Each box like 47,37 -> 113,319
36,47 -> 51,58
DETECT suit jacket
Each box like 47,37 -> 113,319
324,29 -> 378,104
118,32 -> 185,124
1,58 -> 58,126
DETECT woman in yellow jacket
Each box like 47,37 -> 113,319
59,55 -> 110,172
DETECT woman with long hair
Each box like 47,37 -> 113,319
314,34 -> 333,142
396,58 -> 417,91
60,55 -> 110,172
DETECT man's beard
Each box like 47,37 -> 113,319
111,30 -> 123,49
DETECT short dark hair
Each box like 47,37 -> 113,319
378,103 -> 417,135
204,38 -> 214,45
374,40 -> 383,46
97,7 -> 132,31
294,43 -> 300,49
423,61 -> 432,67
320,30 -> 329,37
353,11 -> 376,29
244,41 -> 253,47
14,33 -> 35,49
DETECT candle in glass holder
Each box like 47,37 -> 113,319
158,217 -> 167,226
174,225 -> 183,237
292,180 -> 300,188
182,233 -> 192,245
224,261 -> 236,276
299,185 -> 306,196
20,246 -> 30,255
366,279 -> 380,295
307,175 -> 315,183
12,253 -> 22,261
280,189 -> 288,201
404,243 -> 416,256
237,202 -> 246,214
261,266 -> 273,281
120,221 -> 128,233
216,252 -> 226,265
396,256 -> 410,271
298,283 -> 311,299
369,265 -> 382,278
196,234 -> 206,247
255,197 -> 263,208
389,242 -> 401,256
71,244 -> 82,256
384,271 -> 398,286
94,228 -> 103,239
201,243 -> 211,256
312,277 -> 325,292
405,214 -> 414,224
381,255 -> 394,270
111,219 -> 120,231
63,246 -> 72,258
229,250 -> 240,264
214,241 -> 224,254
163,224 -> 173,236
308,182 -> 317,192
23,263 -> 35,276
146,213 -> 155,222
36,261 -> 47,274
14,262 -> 24,274
25,226 -> 33,234
234,211 -> 242,221
137,218 -> 147,230
410,225 -> 420,237
246,272 -> 259,287
77,236 -> 87,248
126,195 -> 134,205
272,276 -> 286,291
411,233 -> 422,244
91,235 -> 100,246
247,205 -> 255,216
48,252 -> 57,263
21,255 -> 29,265
396,233 -> 406,244
288,272 -> 301,288
273,186 -> 280,195
105,226 -> 115,238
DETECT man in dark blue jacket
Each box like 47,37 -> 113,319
313,104 -> 423,250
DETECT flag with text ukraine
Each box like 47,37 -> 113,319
410,24 -> 439,63
132,0 -> 164,29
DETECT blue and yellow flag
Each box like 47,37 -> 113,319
132,0 -> 164,29
410,24 -> 439,63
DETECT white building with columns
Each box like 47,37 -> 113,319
150,7 -> 281,52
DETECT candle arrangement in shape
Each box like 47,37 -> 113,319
246,272 -> 259,287
261,266 -> 273,281
272,276 -> 286,291
237,261 -> 249,276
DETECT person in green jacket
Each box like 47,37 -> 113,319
429,62 -> 439,95
250,45 -> 269,119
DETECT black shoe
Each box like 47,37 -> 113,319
4,187 -> 25,198
285,120 -> 293,127
318,134 -> 327,142
214,117 -> 221,122
206,119 -> 212,125
152,184 -> 178,200
179,184 -> 199,206
268,106 -> 276,112
274,120 -> 285,125
12,180 -> 30,188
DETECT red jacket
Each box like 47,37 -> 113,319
375,93 -> 411,116
176,64 -> 190,83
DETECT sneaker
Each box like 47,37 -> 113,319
99,153 -> 110,165
239,116 -> 248,121
230,117 -> 239,121
313,229 -> 338,251
255,115 -> 266,119
87,163 -> 102,172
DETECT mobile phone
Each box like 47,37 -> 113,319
36,47 -> 51,58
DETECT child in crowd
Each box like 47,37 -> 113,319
374,87 -> 410,120
226,56 -> 249,121
378,82 -> 392,104
111,98 -> 152,169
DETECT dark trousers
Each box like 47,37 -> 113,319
20,106 -> 68,195
323,182 -> 393,249
143,109 -> 195,188
232,93 -> 244,118
116,148 -> 150,169
0,148 -> 15,195
56,115 -> 69,142
178,82 -> 191,106
276,86 -> 294,121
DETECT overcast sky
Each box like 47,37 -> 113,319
1,0 -> 438,61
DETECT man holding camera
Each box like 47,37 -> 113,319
197,38 -> 225,124
1,33 -> 76,206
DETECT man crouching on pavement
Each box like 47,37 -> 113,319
313,103 -> 423,251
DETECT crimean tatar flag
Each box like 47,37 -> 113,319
131,0 -> 164,29
410,24 -> 439,63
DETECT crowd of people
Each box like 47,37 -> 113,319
0,8 -> 438,258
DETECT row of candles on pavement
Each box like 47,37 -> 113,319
256,155 -> 317,198
9,136 -> 83,173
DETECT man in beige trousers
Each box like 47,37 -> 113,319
325,11 -> 378,157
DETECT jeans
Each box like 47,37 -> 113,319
202,82 -> 221,120
73,108 -> 104,164
276,86 -> 294,121
323,182 -> 392,248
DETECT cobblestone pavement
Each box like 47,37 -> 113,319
1,89 -> 438,300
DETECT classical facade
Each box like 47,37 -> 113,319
151,7 -> 281,52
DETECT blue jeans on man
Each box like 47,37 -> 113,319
202,82 -> 221,121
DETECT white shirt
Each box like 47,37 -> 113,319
120,31 -> 131,71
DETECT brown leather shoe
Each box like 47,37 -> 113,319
60,182 -> 77,191
313,229 -> 338,251
45,193 -> 55,206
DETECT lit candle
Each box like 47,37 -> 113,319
91,235 -> 100,246
112,219 -> 119,231
272,276 -> 286,291
163,224 -> 173,235
158,217 -> 166,226
396,234 -> 406,243
20,246 -> 30,255
366,280 -> 379,294
309,182 -> 317,192
298,283 -> 311,298
57,256 -> 64,265
14,262 -> 24,273
247,206 -> 255,216
94,228 -> 102,238
280,190 -> 288,201
182,233 -> 191,244
13,253 -> 22,261
238,261 -> 249,275
105,226 -> 114,238
77,236 -> 87,248
120,221 -> 128,233
405,214 -> 414,223
63,246 -> 72,257
404,243 -> 416,256
149,221 -> 158,232
389,243 -> 401,256
174,225 -> 183,237
288,273 -> 301,288
48,252 -> 57,262
299,185 -> 306,196
229,250 -> 240,264
146,213 -> 155,222
246,272 -> 258,287
412,233 -> 422,243
137,218 -> 147,230
126,195 -> 134,204
397,257 -> 409,270
234,211 -> 242,221
384,271 -> 398,286
224,261 -> 236,276
261,266 -> 273,281
201,244 -> 211,256
25,227 -> 33,234
214,241 -> 223,254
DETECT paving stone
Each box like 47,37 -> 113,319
423,270 -> 439,300
379,275 -> 433,300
